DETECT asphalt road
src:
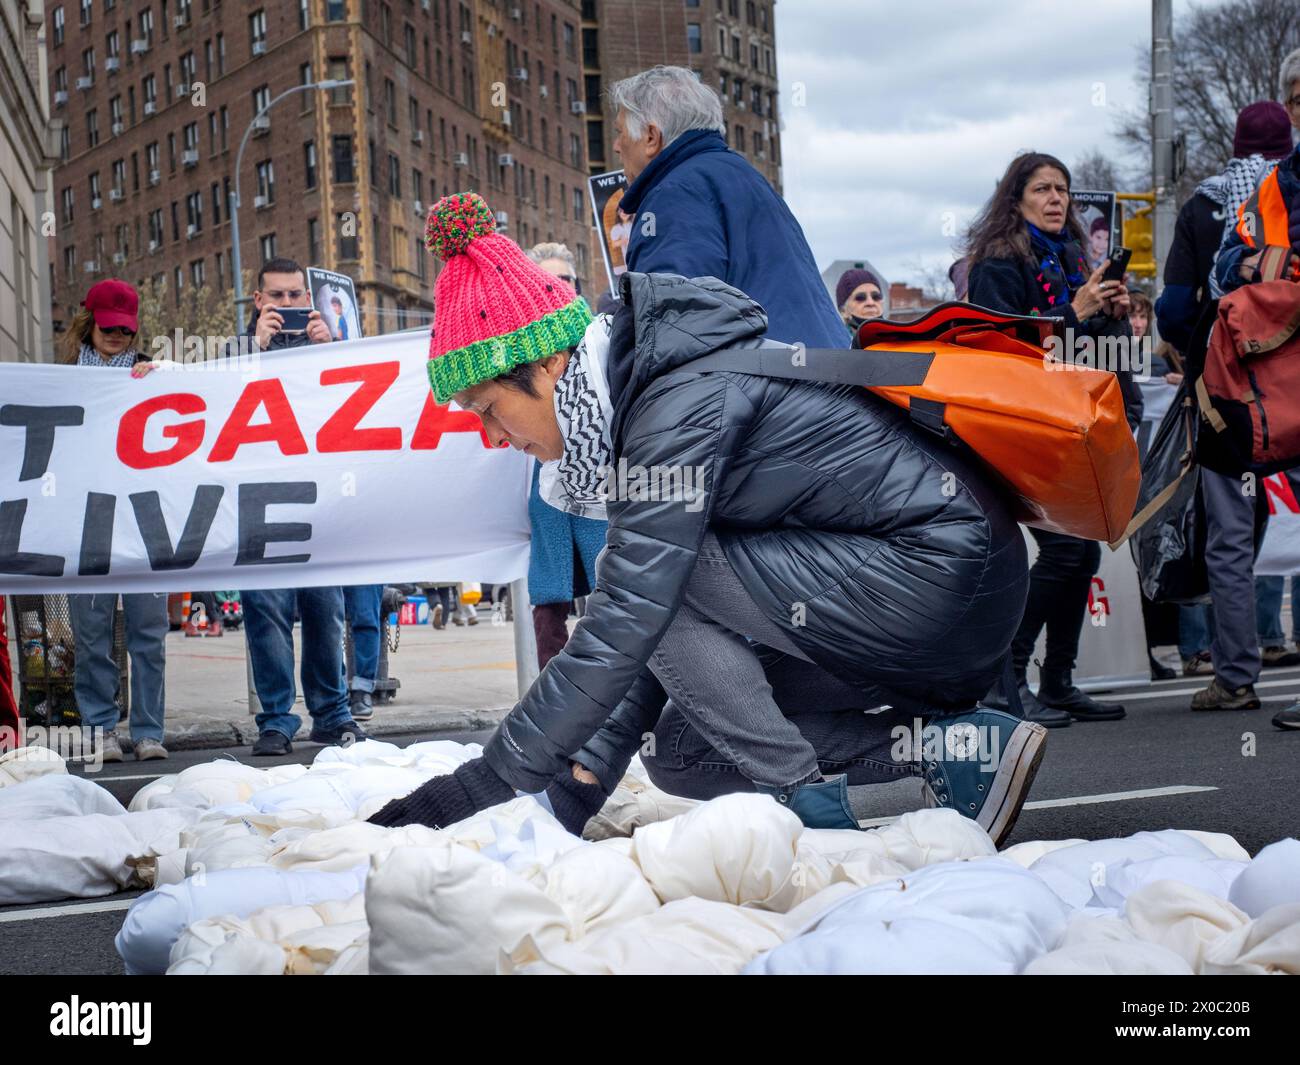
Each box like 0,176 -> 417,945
2,669 -> 1298,976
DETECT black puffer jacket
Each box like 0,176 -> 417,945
483,273 -> 1030,793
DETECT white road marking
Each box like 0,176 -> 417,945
856,784 -> 1219,828
0,898 -> 136,923
1095,677 -> 1300,702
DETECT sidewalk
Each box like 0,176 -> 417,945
121,619 -> 520,750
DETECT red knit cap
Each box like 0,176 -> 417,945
426,191 -> 591,403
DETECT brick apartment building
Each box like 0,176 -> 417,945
579,0 -> 780,190
45,0 -> 596,337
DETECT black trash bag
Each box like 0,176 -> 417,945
1129,383 -> 1210,604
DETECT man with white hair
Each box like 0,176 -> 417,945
610,64 -> 845,347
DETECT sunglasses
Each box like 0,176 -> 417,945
99,326 -> 135,337
851,290 -> 881,302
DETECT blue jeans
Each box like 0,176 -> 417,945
69,592 -> 168,742
241,587 -> 351,739
343,584 -> 384,693
1256,576 -> 1285,645
1178,603 -> 1212,659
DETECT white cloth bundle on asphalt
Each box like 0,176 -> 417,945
0,806 -> 200,905
116,864 -> 368,975
582,755 -> 701,840
1228,838 -> 1300,918
129,761 -> 304,813
0,745 -> 67,787
746,860 -> 1071,975
168,895 -> 369,975
0,772 -> 125,820
1022,914 -> 1195,975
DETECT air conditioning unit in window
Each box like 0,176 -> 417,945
412,130 -> 425,144
251,115 -> 270,134
182,149 -> 199,167
186,223 -> 198,238
252,41 -> 267,56
510,7 -> 522,20
413,200 -> 424,216
131,39 -> 150,56
453,152 -> 469,166
177,83 -> 191,96
143,100 -> 156,115
149,168 -> 161,185
113,251 -> 128,265
538,84 -> 548,98
112,122 -> 125,135
460,30 -> 472,44
105,57 -> 121,73
84,260 -> 99,273
494,210 -> 508,226
499,153 -> 515,167
148,239 -> 160,252
174,13 -> 190,29
501,110 -> 512,127
569,100 -> 585,114
91,197 -> 103,210
54,90 -> 68,106
253,195 -> 268,209
76,76 -> 94,91
110,187 -> 124,202
513,67 -> 528,81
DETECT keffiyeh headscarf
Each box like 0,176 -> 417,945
1200,154 -> 1277,299
538,314 -> 614,520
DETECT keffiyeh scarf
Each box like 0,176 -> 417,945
538,314 -> 615,520
1199,154 -> 1277,299
77,341 -> 138,368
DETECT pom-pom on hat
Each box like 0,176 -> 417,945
425,191 -> 591,403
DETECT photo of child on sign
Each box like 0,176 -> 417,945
588,169 -> 631,296
308,267 -> 363,343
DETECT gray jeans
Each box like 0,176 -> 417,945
68,593 -> 168,741
643,532 -> 919,797
1201,467 -> 1269,688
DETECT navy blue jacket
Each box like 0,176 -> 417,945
620,129 -> 845,348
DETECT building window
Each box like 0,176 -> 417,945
61,187 -> 75,223
186,191 -> 202,232
249,9 -> 268,53
563,22 -> 575,60
86,109 -> 99,148
299,0 -> 311,30
259,234 -> 277,262
332,135 -> 355,182
308,217 -> 320,264
304,141 -> 317,189
572,186 -> 582,222
211,182 -> 222,224
388,153 -> 400,196
328,58 -> 349,103
327,0 -> 346,20
255,160 -> 275,204
384,79 -> 397,125
338,213 -> 358,259
53,6 -> 65,47
687,24 -> 701,54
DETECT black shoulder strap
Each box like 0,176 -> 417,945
668,341 -> 935,389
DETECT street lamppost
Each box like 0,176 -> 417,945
229,78 -> 355,336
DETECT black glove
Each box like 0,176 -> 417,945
367,757 -> 515,828
545,763 -> 611,836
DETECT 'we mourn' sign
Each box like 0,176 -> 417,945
0,333 -> 531,593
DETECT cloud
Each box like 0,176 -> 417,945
773,0 -> 1184,288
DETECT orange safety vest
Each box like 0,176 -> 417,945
1235,168 -> 1289,249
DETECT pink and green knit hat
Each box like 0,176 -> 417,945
425,192 -> 591,403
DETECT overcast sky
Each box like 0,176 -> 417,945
774,0 -> 1203,291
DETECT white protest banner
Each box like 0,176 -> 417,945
1257,472 -> 1300,576
0,332 -> 531,593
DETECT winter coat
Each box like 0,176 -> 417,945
620,129 -> 846,348
482,272 -> 1030,793
1155,191 -> 1234,353
1215,144 -> 1300,294
527,462 -> 606,606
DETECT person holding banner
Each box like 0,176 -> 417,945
965,152 -> 1136,728
367,192 -> 1046,845
60,280 -> 171,761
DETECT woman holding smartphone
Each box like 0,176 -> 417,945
965,152 -> 1139,729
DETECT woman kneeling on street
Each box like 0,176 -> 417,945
371,193 -> 1045,845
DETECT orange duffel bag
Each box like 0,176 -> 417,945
680,302 -> 1141,544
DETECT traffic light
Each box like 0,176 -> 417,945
1123,206 -> 1156,277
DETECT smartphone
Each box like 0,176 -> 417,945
1101,247 -> 1132,282
275,307 -> 313,333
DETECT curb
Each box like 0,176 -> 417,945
157,705 -> 514,752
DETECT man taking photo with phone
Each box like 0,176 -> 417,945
232,256 -> 366,756
248,258 -> 333,351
